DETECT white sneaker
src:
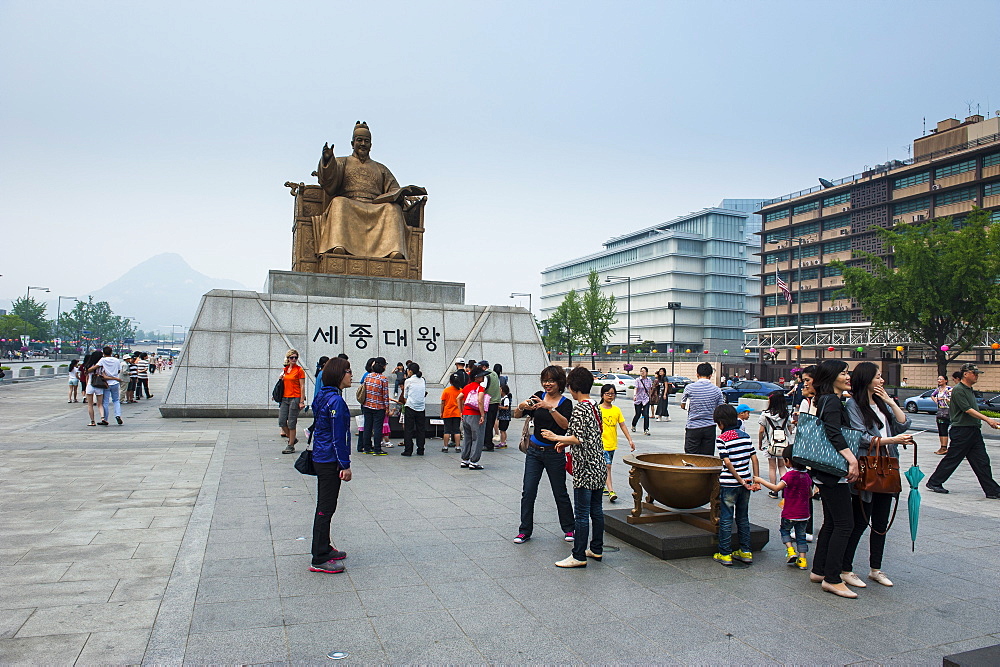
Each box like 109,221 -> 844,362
806,533 -> 813,542
555,556 -> 587,568
869,570 -> 894,587
655,417 -> 660,422
665,417 -> 671,422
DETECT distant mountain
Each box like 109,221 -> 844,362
85,253 -> 246,332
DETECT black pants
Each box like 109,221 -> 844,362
403,407 -> 426,454
631,403 -> 649,431
684,426 -> 717,455
483,402 -> 499,450
519,446 -> 575,536
136,378 -> 151,398
928,425 -> 1000,495
811,474 -> 854,584
311,461 -> 342,565
360,406 -> 385,453
844,492 -> 894,572
655,396 -> 669,418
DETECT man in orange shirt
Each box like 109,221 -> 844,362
440,373 -> 464,453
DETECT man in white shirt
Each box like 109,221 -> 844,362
97,346 -> 124,425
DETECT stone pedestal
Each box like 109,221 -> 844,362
159,273 -> 546,418
604,508 -> 769,560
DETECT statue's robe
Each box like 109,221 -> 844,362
312,153 -> 408,259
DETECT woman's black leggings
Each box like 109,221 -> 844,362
844,492 -> 895,571
632,403 -> 649,431
810,474 -> 855,585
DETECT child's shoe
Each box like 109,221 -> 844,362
713,552 -> 733,566
732,550 -> 753,564
785,545 -> 796,559
796,557 -> 808,570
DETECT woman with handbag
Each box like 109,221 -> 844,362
844,361 -> 913,588
82,350 -> 106,427
757,391 -> 790,498
308,357 -> 353,574
807,360 -> 862,598
653,368 -> 670,422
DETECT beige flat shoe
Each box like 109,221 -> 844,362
841,571 -> 867,588
869,570 -> 894,587
809,573 -> 824,583
822,581 -> 858,598
555,556 -> 587,568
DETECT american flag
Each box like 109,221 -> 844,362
776,276 -> 793,303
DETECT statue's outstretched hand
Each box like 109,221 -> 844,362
322,142 -> 335,161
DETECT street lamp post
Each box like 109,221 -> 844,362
605,276 -> 631,365
24,286 -> 50,352
667,302 -> 682,375
510,292 -> 532,316
56,296 -> 78,355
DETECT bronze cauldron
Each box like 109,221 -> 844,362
622,452 -> 723,530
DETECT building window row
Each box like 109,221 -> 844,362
793,201 -> 819,215
893,171 -> 929,189
765,230 -> 789,244
765,209 -> 789,222
764,251 -> 788,264
822,215 -> 851,230
824,264 -> 843,277
823,312 -> 851,324
793,221 -> 821,236
984,181 -> 1000,197
764,313 -> 843,327
934,159 -> 976,179
822,192 -> 850,207
985,152 -> 1000,168
935,186 -> 977,207
893,197 -> 931,215
823,238 -> 850,254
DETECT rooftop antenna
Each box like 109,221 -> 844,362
922,117 -> 926,136
965,100 -> 974,116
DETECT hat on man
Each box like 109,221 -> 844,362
735,403 -> 752,414
478,360 -> 490,368
454,358 -> 466,365
960,363 -> 983,375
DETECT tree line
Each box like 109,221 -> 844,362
1,296 -> 138,352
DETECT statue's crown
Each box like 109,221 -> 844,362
353,121 -> 371,137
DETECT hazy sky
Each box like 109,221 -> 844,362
2,0 -> 998,319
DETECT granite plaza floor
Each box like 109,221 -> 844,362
1,371 -> 1000,665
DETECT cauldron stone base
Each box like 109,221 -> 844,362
604,508 -> 769,560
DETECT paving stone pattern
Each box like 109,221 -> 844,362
1,373 -> 999,664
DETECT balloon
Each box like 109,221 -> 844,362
896,346 -> 904,352
941,345 -> 950,352
744,348 -> 751,354
794,345 -> 802,350
722,349 -> 729,354
668,348 -> 673,353
827,346 -> 835,351
768,347 -> 777,354
652,349 -> 658,353
685,349 -> 691,353
992,343 -> 1000,350
856,347 -> 864,352
703,350 -> 710,354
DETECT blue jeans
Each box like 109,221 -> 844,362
572,488 -> 604,561
519,446 -> 575,536
780,517 -> 809,554
717,485 -> 751,555
102,383 -> 121,418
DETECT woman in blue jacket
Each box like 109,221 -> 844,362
309,356 -> 354,574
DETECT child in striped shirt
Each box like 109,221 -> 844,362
712,404 -> 760,567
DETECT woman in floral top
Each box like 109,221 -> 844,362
542,367 -> 607,568
931,374 -> 953,455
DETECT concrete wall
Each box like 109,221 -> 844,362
160,289 -> 549,417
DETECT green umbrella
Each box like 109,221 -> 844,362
904,443 -> 923,551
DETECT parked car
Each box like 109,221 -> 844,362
666,376 -> 693,393
721,380 -> 788,404
904,389 -> 999,414
596,373 -> 636,398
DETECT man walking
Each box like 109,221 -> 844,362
680,362 -> 724,455
926,364 -> 1000,497
135,352 -> 153,400
97,346 -> 124,425
479,360 -> 501,452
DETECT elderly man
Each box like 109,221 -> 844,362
313,121 -> 426,259
926,363 -> 1000,497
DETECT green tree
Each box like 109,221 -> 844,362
11,297 -> 49,337
542,289 -> 586,365
833,208 -> 1000,377
55,298 -> 136,350
580,270 -> 617,369
0,314 -> 38,348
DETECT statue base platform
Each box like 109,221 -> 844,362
604,508 -> 769,560
159,273 -> 546,418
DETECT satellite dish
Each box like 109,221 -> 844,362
818,178 -> 835,189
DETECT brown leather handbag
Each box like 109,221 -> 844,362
856,437 -> 902,494
518,417 -> 533,454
